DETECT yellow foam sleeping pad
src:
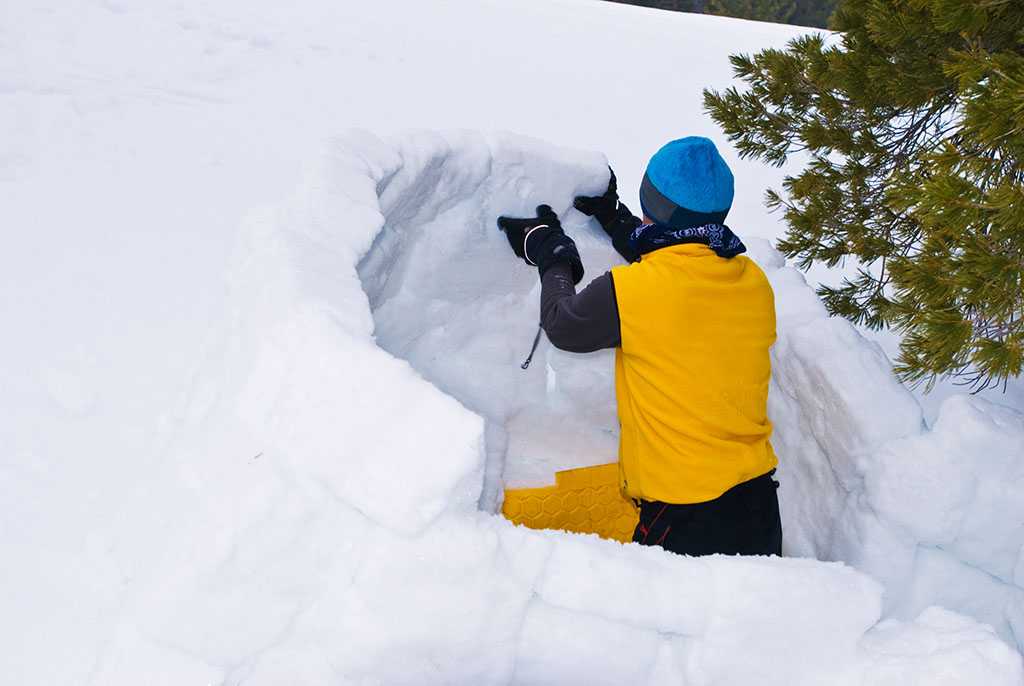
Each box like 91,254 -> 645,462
501,463 -> 639,543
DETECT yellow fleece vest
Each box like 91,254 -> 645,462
611,243 -> 777,504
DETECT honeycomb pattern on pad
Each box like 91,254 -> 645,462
502,463 -> 639,543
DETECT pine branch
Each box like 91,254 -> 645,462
704,0 -> 1024,390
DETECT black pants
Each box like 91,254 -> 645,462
633,471 -> 782,557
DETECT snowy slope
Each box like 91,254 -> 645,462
3,0 -> 1024,683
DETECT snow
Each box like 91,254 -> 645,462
4,0 -> 1024,683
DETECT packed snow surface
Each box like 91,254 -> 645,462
4,0 -> 1024,684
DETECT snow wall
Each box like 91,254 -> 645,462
101,130 -> 1024,684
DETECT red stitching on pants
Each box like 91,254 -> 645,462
641,503 -> 669,545
655,525 -> 671,547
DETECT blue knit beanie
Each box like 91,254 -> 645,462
639,137 -> 734,229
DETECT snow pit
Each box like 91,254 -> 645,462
98,130 -> 1024,684
353,128 -> 621,511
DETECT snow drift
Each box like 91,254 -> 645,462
98,130 -> 1024,684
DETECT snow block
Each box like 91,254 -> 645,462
502,462 -> 639,543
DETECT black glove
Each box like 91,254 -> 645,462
497,205 -> 584,284
573,167 -> 622,227
574,168 -> 642,263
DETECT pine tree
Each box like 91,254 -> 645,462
599,0 -> 838,28
704,0 -> 1024,391
789,0 -> 839,29
704,0 -> 797,25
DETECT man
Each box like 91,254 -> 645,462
498,137 -> 782,557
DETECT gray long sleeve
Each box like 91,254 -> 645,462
539,263 -> 621,352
